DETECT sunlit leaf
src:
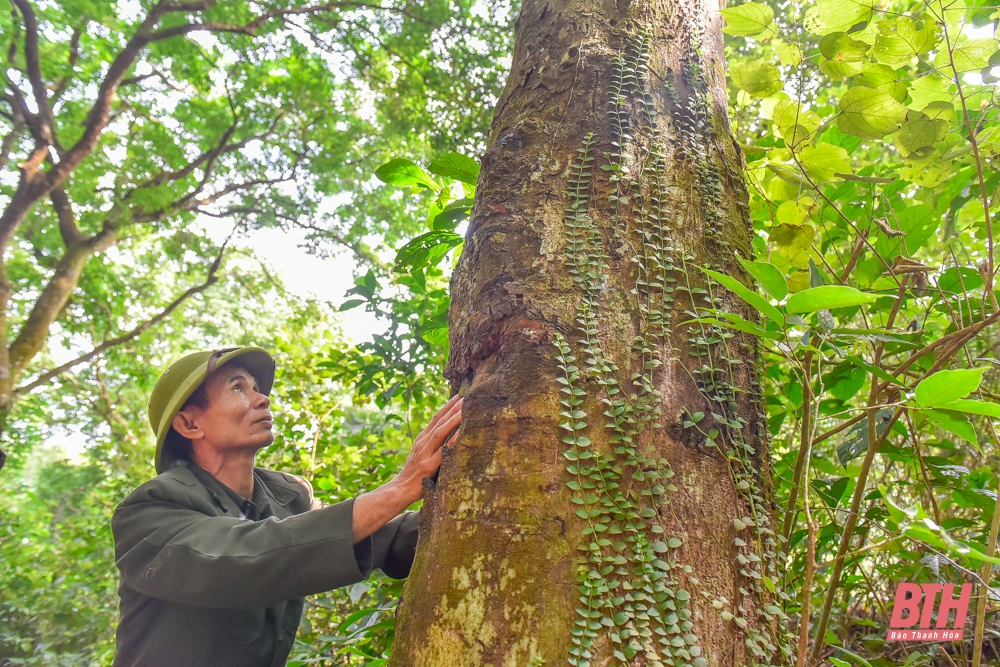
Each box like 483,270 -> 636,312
934,37 -> 998,72
798,143 -> 852,181
893,115 -> 948,157
701,268 -> 785,326
923,409 -> 980,449
937,399 -> 1000,417
785,285 -> 878,313
819,32 -> 870,61
427,152 -> 480,185
375,158 -> 441,190
915,368 -> 985,407
872,17 -> 941,67
855,63 -> 907,103
738,258 -> 789,300
837,86 -> 908,139
720,3 -> 775,37
730,61 -> 783,97
807,0 -> 875,34
776,199 -> 813,226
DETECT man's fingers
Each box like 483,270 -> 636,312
421,395 -> 462,437
428,412 -> 462,450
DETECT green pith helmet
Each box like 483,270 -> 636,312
148,347 -> 276,473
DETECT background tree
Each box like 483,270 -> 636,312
0,0 -> 510,467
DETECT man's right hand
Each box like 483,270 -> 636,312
394,394 -> 463,500
351,394 -> 463,543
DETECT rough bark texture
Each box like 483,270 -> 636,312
390,0 -> 779,665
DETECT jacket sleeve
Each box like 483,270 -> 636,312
112,481 -> 367,609
371,511 -> 419,579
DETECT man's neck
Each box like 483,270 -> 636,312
191,448 -> 257,499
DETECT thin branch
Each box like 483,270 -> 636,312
148,1 -> 431,41
0,121 -> 24,172
51,26 -> 84,103
131,176 -> 288,224
14,241 -> 230,396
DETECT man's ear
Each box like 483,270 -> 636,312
172,410 -> 204,441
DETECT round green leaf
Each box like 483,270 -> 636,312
855,63 -> 907,103
873,18 -> 941,67
893,116 -> 948,157
798,143 -> 852,182
819,32 -> 870,62
730,61 -> 783,98
838,86 -> 908,139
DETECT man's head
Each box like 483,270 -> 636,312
149,347 -> 276,473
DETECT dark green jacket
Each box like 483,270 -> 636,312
111,460 -> 418,667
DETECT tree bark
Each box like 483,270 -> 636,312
391,0 -> 789,666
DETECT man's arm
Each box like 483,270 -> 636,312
351,394 -> 462,543
113,490 -> 367,609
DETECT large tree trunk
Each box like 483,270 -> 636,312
390,0 -> 790,665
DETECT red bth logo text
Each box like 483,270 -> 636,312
886,583 -> 972,641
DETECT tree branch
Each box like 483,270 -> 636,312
9,0 -> 57,149
14,241 -> 229,396
148,1 -> 431,41
8,226 -> 119,377
50,26 -> 83,103
50,187 -> 84,247
130,176 -> 289,224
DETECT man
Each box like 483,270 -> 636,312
112,346 -> 462,667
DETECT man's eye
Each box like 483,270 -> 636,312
234,385 -> 244,392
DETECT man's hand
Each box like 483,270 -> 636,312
351,395 -> 462,543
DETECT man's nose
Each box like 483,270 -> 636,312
253,392 -> 270,409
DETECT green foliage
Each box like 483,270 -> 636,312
724,0 -> 1000,659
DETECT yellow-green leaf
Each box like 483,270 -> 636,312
777,41 -> 803,66
807,0 -> 875,34
737,258 -> 789,301
819,32 -> 870,61
907,74 -> 954,111
798,143 -> 852,182
701,268 -> 785,326
720,3 -> 775,37
923,409 -> 979,448
892,115 -> 948,157
771,223 -> 815,255
937,398 -> 1000,417
873,18 -> 941,68
838,86 -> 908,139
820,56 -> 864,79
934,37 -> 999,72
776,198 -> 814,226
855,63 -> 907,103
730,61 -> 783,97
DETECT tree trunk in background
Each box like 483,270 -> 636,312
391,0 -> 791,665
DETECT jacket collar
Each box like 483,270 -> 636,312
163,460 -> 300,516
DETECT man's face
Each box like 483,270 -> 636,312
172,364 -> 274,454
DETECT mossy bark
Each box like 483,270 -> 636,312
390,0 -> 779,665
